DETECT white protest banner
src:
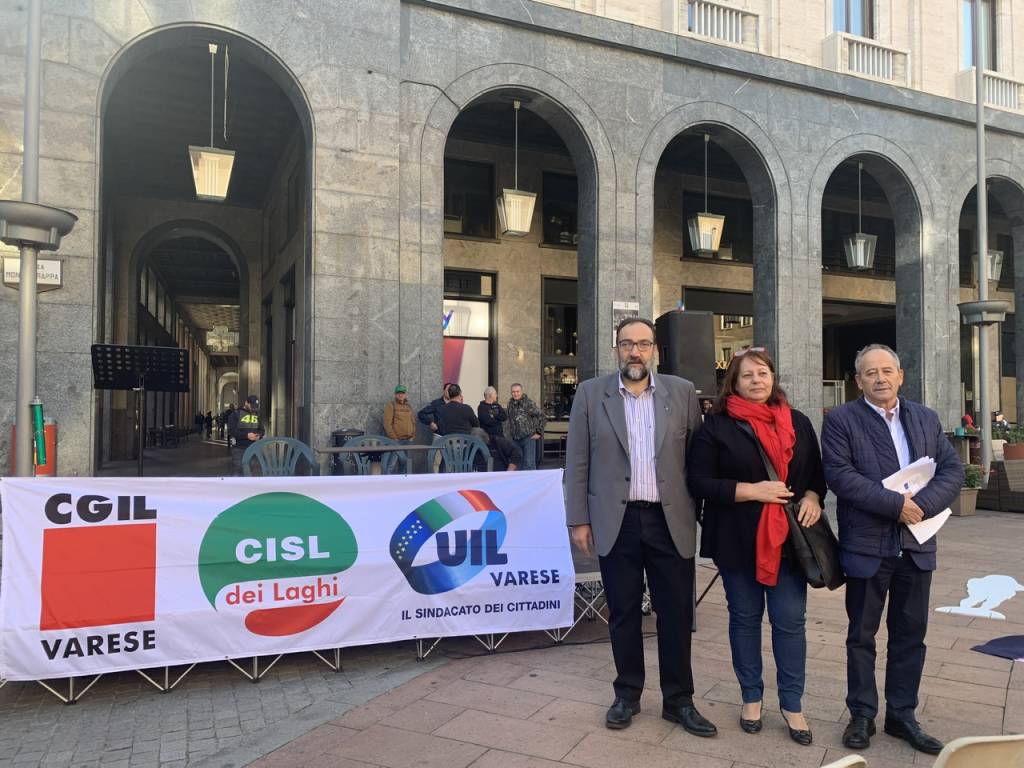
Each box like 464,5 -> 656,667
0,471 -> 573,680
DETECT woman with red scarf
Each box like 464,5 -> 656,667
687,348 -> 826,746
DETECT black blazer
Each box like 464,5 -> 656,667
687,408 -> 827,570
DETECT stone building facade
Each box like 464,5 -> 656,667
1,0 -> 1023,475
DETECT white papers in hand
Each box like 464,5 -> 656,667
882,456 -> 936,495
907,508 -> 951,545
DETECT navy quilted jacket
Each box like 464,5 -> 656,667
821,396 -> 963,570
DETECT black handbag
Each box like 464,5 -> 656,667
738,422 -> 845,590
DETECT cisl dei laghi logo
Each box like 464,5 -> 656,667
390,489 -> 507,595
198,493 -> 357,637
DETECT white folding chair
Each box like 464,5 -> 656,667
932,734 -> 1024,768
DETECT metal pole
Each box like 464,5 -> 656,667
15,0 -> 42,477
975,0 -> 993,486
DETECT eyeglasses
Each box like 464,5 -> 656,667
617,340 -> 655,352
733,346 -> 766,358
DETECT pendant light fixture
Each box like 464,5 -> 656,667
189,43 -> 235,202
842,161 -> 877,270
687,133 -> 725,258
496,100 -> 536,237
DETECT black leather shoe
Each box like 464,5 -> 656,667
884,717 -> 944,755
842,715 -> 876,749
605,698 -> 640,729
782,712 -> 813,746
662,704 -> 718,737
739,702 -> 762,733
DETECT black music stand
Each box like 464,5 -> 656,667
91,344 -> 189,476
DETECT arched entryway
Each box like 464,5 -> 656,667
650,122 -> 778,393
955,176 -> 1024,423
94,26 -> 313,474
809,140 -> 930,413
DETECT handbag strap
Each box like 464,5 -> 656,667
735,420 -> 783,485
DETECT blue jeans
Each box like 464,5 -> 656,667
719,558 -> 807,713
515,436 -> 538,469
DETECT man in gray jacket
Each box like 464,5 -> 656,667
564,317 -> 714,737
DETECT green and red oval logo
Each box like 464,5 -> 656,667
198,492 -> 357,636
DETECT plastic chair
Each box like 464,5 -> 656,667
434,434 -> 492,473
342,435 -> 403,475
242,437 -> 319,476
820,757 -> 866,768
932,734 -> 1024,768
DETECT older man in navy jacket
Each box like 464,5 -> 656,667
822,344 -> 962,756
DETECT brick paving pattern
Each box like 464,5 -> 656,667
1,510 -> 1022,767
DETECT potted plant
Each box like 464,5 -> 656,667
1000,427 -> 1024,492
952,464 -> 982,517
1000,426 -> 1024,459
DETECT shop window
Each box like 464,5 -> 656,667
444,159 -> 495,239
444,269 -> 495,403
834,0 -> 874,37
542,173 -> 578,246
542,278 -> 578,420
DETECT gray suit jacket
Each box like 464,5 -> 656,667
564,372 -> 703,558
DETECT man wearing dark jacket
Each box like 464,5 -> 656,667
822,344 -> 962,756
228,395 -> 266,475
436,385 -> 479,435
477,386 -> 507,440
417,383 -> 454,433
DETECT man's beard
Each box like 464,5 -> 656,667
619,359 -> 650,381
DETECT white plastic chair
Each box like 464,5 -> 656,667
820,757 -> 866,768
932,734 -> 1024,768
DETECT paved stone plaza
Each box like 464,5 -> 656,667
0,509 -> 1021,767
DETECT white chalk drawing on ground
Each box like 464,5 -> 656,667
936,575 -> 1024,620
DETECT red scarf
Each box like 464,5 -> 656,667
725,395 -> 796,586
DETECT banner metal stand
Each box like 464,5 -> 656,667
36,674 -> 102,704
226,655 -> 283,682
137,664 -> 197,693
311,648 -> 343,672
416,638 -> 442,660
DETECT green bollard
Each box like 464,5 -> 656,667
30,396 -> 45,468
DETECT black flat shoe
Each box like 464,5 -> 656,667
842,715 -> 876,749
605,697 -> 640,730
884,717 -> 944,755
662,704 -> 718,737
739,703 -> 762,733
782,712 -> 812,746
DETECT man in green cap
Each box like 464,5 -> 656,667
384,386 -> 416,469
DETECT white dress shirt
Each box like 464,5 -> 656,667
618,373 -> 659,502
868,399 -> 911,469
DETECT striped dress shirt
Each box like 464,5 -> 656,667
618,373 -> 659,502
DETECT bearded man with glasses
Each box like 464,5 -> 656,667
564,316 -> 716,738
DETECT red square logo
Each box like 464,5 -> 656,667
40,523 -> 157,630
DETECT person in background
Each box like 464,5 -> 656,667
436,384 -> 480,435
384,385 -> 416,471
701,399 -> 714,419
418,383 -> 453,434
194,411 -> 204,439
507,383 -> 546,470
471,427 -> 521,471
687,347 -> 825,746
227,395 -> 265,476
204,410 -> 213,439
478,386 -> 508,440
